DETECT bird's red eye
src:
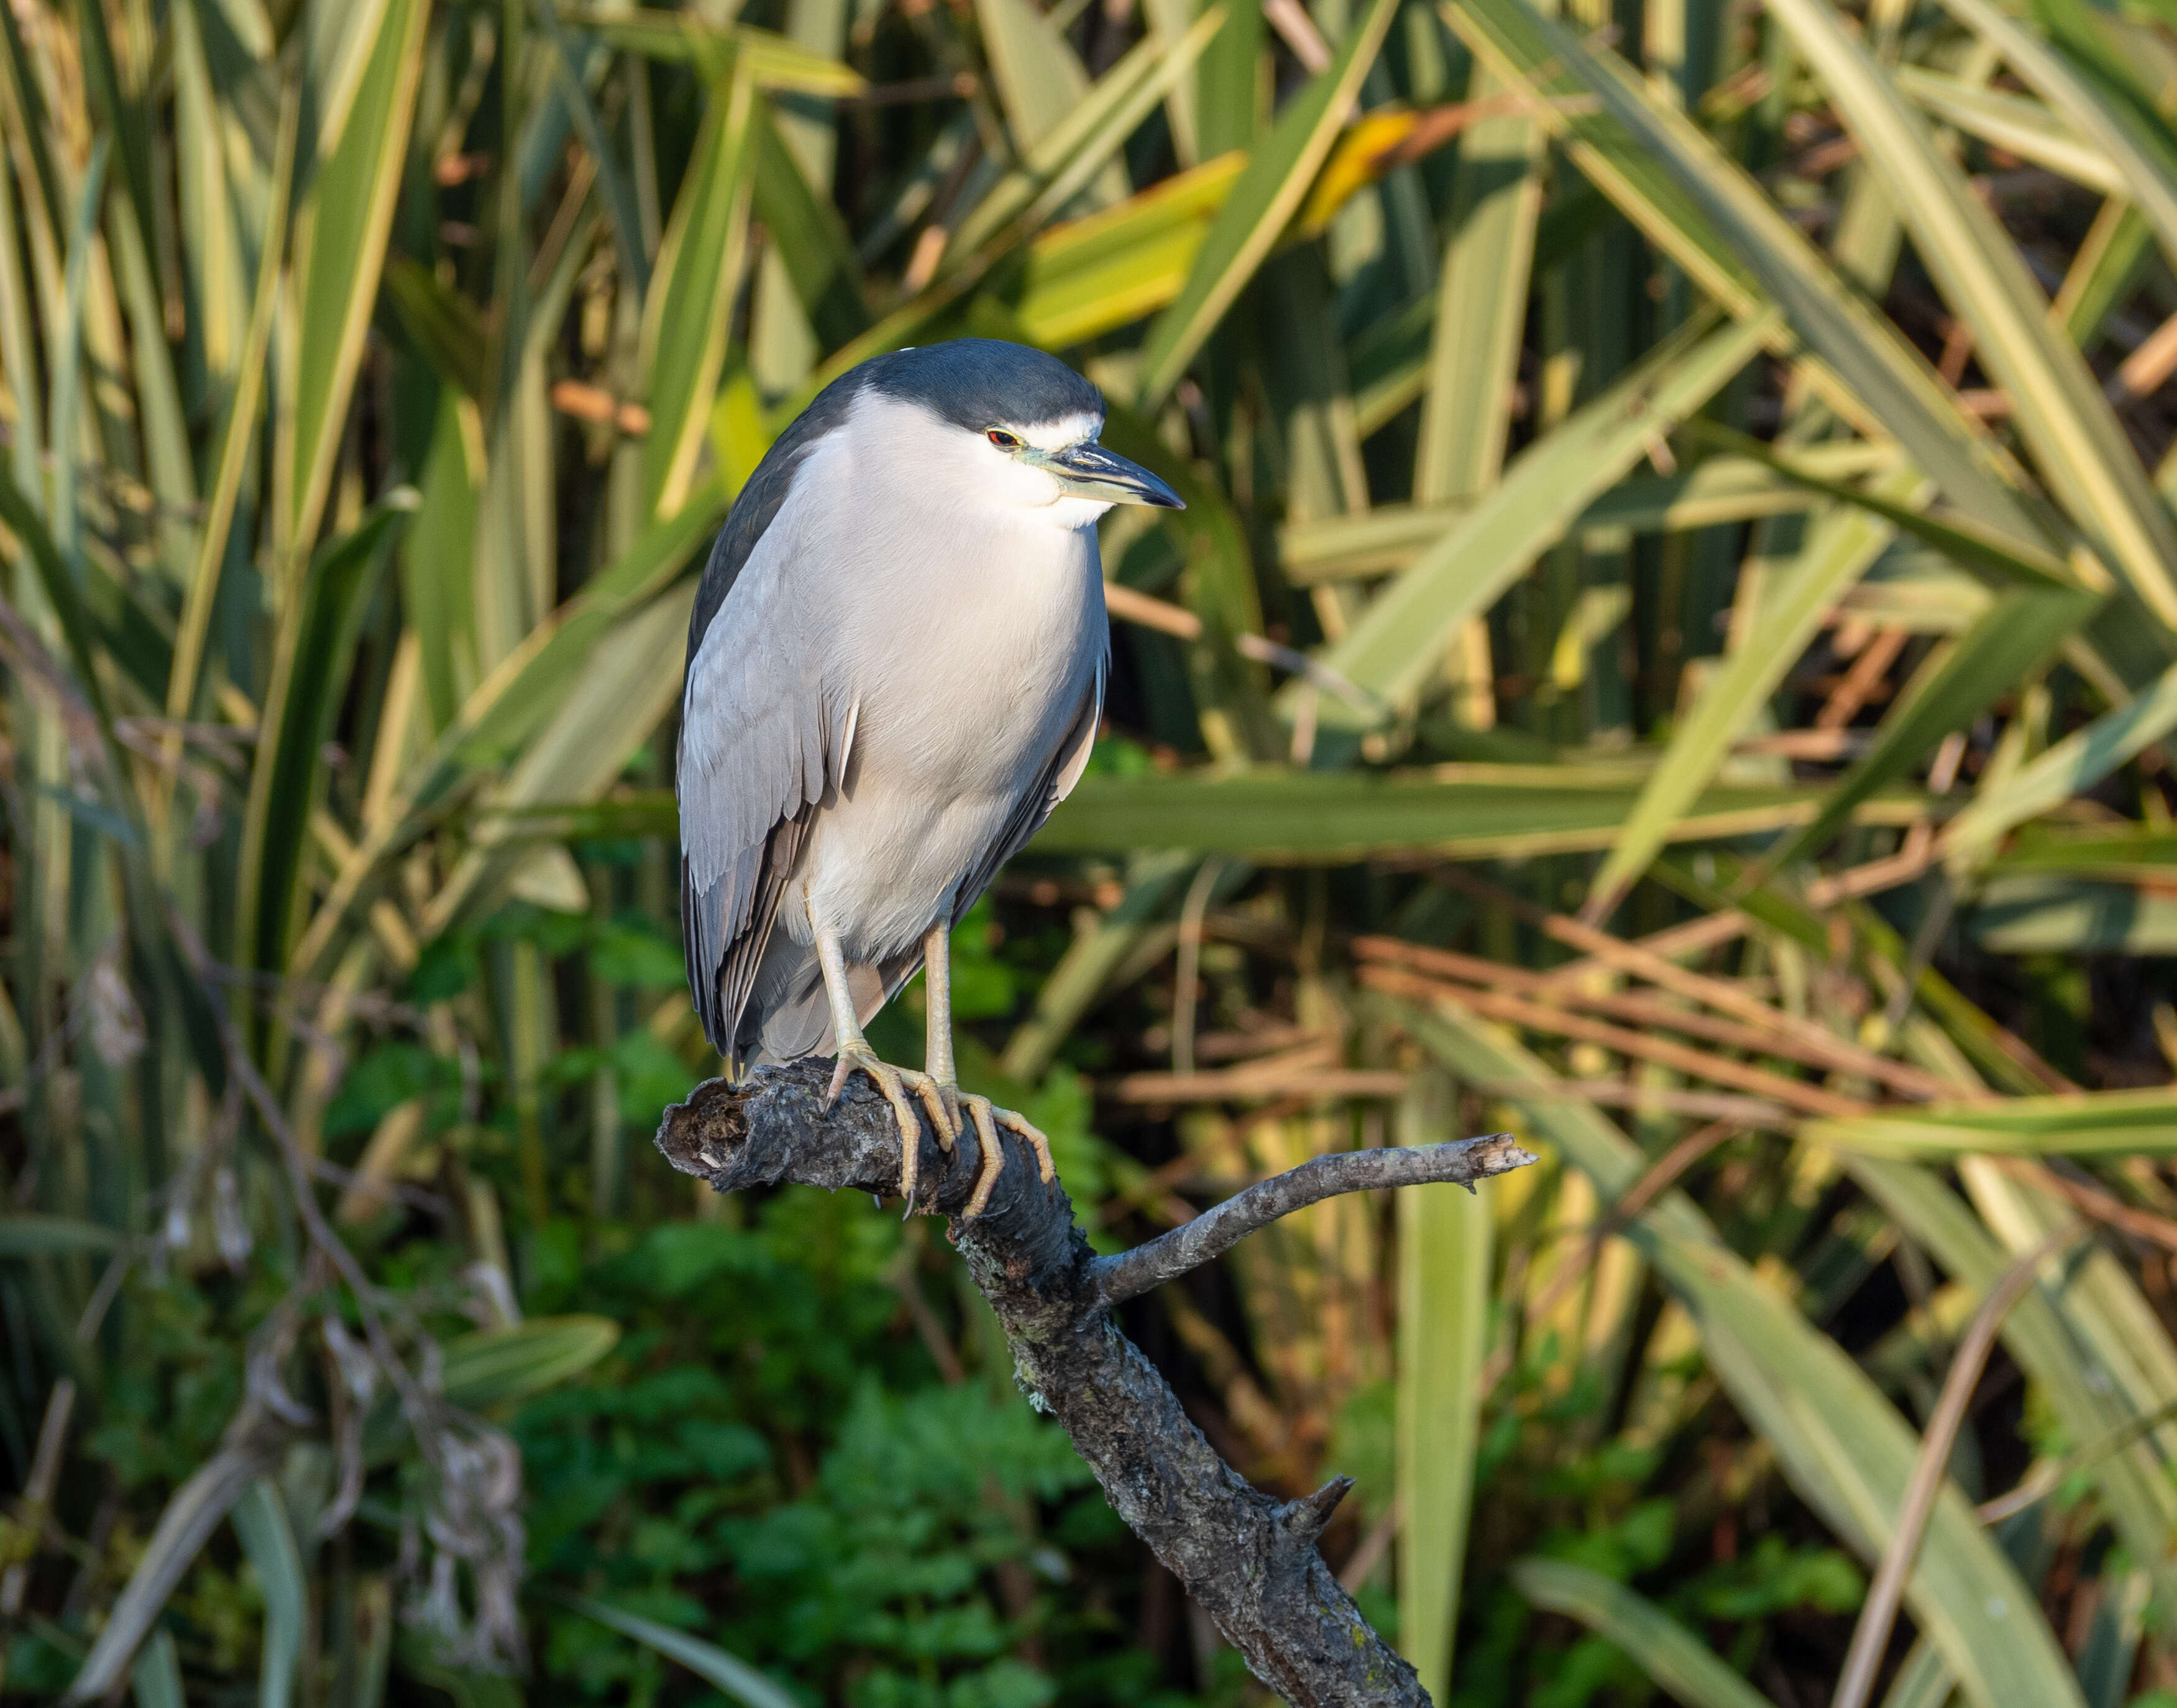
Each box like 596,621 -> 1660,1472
987,429 -> 1021,449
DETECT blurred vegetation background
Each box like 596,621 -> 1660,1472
15,0 -> 2177,1701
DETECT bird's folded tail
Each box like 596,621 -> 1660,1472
730,934 -> 923,1078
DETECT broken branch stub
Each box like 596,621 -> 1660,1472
654,1058 -> 1534,1707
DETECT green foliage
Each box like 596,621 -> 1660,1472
513,1205 -> 1147,1704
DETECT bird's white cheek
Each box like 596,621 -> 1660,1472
1045,494 -> 1112,531
978,457 -> 1063,510
1007,466 -> 1111,529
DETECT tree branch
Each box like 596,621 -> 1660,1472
1094,1134 -> 1530,1306
654,1060 -> 1534,1707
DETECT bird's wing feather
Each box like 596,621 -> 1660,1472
677,383 -> 868,1062
947,650 -> 1105,929
678,625 -> 851,1060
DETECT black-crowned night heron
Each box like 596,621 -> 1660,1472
678,339 -> 1183,1214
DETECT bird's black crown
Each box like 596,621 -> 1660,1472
860,339 -> 1106,435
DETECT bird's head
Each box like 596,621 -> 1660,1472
860,340 -> 1185,526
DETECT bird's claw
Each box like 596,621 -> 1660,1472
823,1047 -> 1054,1216
933,1080 -> 965,1145
958,1095 -> 1055,1219
825,1045 -> 956,1211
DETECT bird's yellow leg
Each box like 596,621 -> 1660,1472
809,896 -> 951,1210
924,923 -> 1056,1218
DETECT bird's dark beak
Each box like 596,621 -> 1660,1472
1046,442 -> 1185,509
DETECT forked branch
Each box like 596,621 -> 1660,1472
1095,1134 -> 1529,1306
654,1059 -> 1534,1707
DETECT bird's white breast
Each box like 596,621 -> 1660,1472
770,395 -> 1107,962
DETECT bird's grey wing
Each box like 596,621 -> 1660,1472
677,382 -> 867,1065
946,651 -> 1105,929
678,581 -> 856,1063
682,809 -> 813,1068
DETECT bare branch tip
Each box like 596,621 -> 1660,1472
1278,1476 -> 1355,1546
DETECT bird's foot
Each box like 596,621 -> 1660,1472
825,1044 -> 955,1210
956,1094 -> 1056,1218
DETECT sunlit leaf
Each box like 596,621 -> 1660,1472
284,0 -> 428,551
1135,0 -> 1399,406
640,66 -> 759,520
1395,1000 -> 2089,1708
1298,313 -> 1772,728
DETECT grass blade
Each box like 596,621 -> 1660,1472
422,587 -> 697,937
1010,154 -> 1246,347
1139,0 -> 1203,163
1895,68 -> 2120,194
1300,313 -> 1771,727
1766,0 -> 2177,635
164,77 -> 298,730
1280,445 -> 1899,581
236,498 -> 413,991
560,7 -> 866,95
1879,1642 -> 1957,1708
289,484 -> 723,982
129,1630 -> 183,1708
974,0 -> 1126,205
1584,473 -> 1915,919
1947,656 -> 2177,865
74,0 -> 157,294
558,1593 -> 799,1708
1683,423 -> 2078,589
232,1480 -> 305,1708
0,1215 -> 124,1257
1035,763 -> 1927,860
1396,1073 -> 1492,1696
382,258 -> 488,401
999,852 -> 1196,1081
439,1316 -> 621,1410
534,0 -> 651,299
284,0 -> 428,554
751,97 -> 869,352
1449,0 -> 2044,547
1513,1558 -> 1780,1708
1393,999 -> 2089,1708
1761,582 -> 2106,876
45,139 -> 109,567
1853,1156 -> 2177,1615
401,390 -> 486,735
948,7 -> 1227,261
1938,0 -> 2177,262
1414,65 -> 1542,507
1134,0 -> 1398,407
302,0 -> 395,159
1808,1093 -> 2177,1158
639,65 -> 758,520
67,1446 -> 272,1700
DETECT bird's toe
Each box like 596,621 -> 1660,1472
832,1045 -> 930,1208
899,1070 -> 958,1150
934,1080 -> 965,1144
959,1096 -> 1006,1217
993,1106 -> 1056,1185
